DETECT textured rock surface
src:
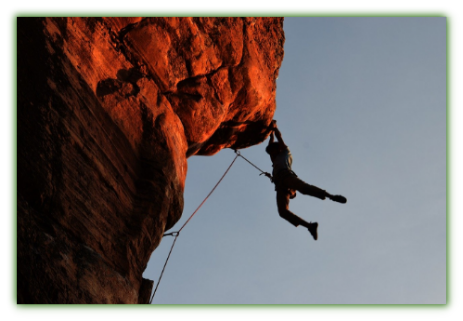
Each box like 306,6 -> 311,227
17,17 -> 284,303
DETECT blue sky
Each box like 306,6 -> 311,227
143,17 -> 447,304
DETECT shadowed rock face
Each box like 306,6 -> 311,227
17,17 -> 284,303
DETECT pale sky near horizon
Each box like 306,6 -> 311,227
143,17 -> 447,304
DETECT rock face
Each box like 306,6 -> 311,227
17,17 -> 284,303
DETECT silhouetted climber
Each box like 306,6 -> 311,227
265,120 -> 347,240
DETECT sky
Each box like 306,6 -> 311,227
143,17 -> 447,305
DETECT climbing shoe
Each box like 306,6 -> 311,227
329,194 -> 347,204
307,222 -> 318,241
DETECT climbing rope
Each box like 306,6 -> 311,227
233,149 -> 273,181
149,149 -> 271,303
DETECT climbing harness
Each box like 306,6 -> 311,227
149,149 -> 272,303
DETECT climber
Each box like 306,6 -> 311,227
266,120 -> 347,240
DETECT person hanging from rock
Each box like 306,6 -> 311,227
265,120 -> 347,240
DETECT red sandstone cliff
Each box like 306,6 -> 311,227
17,17 -> 284,303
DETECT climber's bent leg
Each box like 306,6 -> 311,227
276,190 -> 312,227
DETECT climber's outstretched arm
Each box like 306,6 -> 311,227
272,123 -> 287,149
268,131 -> 275,145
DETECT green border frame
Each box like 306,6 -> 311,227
0,0 -> 463,320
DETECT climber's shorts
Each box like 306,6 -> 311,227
273,170 -> 298,199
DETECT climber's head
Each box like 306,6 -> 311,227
265,142 -> 280,156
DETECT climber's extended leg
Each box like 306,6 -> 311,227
281,174 -> 347,203
281,174 -> 327,199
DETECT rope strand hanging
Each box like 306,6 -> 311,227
149,149 -> 271,303
149,152 -> 239,303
